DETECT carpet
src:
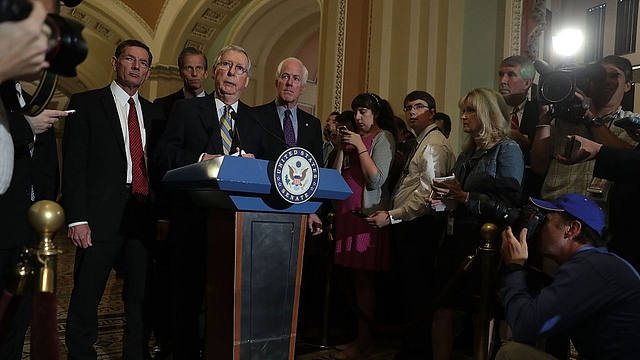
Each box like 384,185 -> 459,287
22,233 -> 126,360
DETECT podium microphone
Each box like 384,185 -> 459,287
250,115 -> 290,149
229,109 -> 243,152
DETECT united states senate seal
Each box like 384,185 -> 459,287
274,147 -> 319,204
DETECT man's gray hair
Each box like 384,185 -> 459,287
275,57 -> 308,86
213,45 -> 252,76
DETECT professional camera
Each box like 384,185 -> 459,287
0,0 -> 87,78
534,59 -> 607,121
478,200 -> 545,242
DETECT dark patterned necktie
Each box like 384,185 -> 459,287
127,98 -> 148,201
220,105 -> 233,155
283,109 -> 296,147
510,106 -> 519,130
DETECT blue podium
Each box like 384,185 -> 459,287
163,155 -> 351,360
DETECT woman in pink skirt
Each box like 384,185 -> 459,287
332,93 -> 396,359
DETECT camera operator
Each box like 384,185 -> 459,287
496,193 -> 640,359
0,1 -> 83,358
530,55 -> 638,207
0,0 -> 50,194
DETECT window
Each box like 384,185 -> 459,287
585,4 -> 606,63
615,0 -> 639,55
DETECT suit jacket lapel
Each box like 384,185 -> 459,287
100,87 -> 126,158
296,108 -> 311,148
199,96 -> 223,154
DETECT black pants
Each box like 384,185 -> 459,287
65,198 -> 151,360
392,215 -> 444,357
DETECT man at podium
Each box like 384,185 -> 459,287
152,44 -> 266,360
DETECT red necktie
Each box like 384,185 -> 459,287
510,106 -> 520,130
127,98 -> 148,201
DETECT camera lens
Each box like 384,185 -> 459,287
44,14 -> 88,77
540,72 -> 575,104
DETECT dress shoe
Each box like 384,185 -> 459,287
335,342 -> 354,351
334,346 -> 372,360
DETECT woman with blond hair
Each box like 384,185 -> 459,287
428,88 -> 524,359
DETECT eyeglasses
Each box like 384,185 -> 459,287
216,60 -> 248,75
120,55 -> 150,69
403,104 -> 429,112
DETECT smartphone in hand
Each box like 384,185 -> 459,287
563,135 -> 576,158
434,175 -> 456,184
350,210 -> 369,219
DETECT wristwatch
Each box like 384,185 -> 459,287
587,117 -> 605,127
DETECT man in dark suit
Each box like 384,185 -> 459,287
152,45 -> 265,360
146,47 -> 208,359
62,39 -> 164,360
153,47 -> 209,120
499,55 -> 545,200
0,84 -> 62,360
255,57 -> 323,163
253,57 -> 325,335
253,57 -> 324,232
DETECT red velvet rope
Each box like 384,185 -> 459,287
31,292 -> 60,360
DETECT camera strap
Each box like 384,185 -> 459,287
0,71 -> 58,117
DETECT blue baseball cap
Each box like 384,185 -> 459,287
529,194 -> 605,236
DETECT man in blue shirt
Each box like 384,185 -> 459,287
497,193 -> 640,359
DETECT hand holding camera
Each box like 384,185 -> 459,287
0,1 -> 49,83
535,59 -> 606,122
0,0 -> 88,115
500,226 -> 529,266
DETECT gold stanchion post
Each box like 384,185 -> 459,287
27,200 -> 64,293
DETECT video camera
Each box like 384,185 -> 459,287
478,200 -> 545,242
534,60 -> 607,121
0,0 -> 87,115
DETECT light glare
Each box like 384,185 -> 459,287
552,29 -> 583,57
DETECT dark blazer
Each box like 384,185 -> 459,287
153,89 -> 185,121
149,89 -> 187,221
0,100 -> 58,249
153,94 -> 266,172
61,85 -> 164,238
593,145 -> 640,182
519,99 -> 545,200
253,100 -> 323,162
519,100 -> 539,165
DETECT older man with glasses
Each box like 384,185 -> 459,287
153,45 -> 267,360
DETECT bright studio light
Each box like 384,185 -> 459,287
552,29 -> 584,57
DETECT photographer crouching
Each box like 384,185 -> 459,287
496,194 -> 640,359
